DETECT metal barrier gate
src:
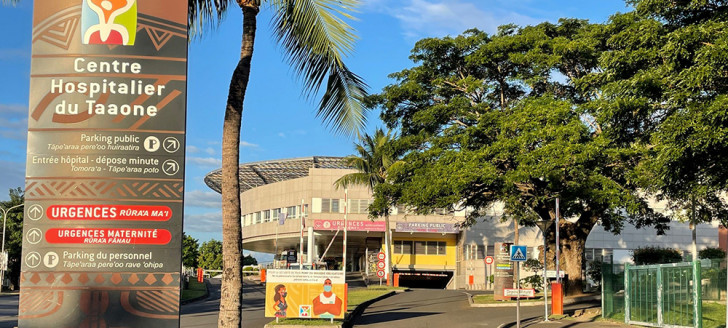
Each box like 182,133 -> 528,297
624,261 -> 702,328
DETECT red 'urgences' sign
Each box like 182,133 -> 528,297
47,205 -> 172,221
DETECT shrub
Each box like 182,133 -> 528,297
632,246 -> 683,265
698,247 -> 726,260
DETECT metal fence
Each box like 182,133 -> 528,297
603,259 -> 727,328
625,261 -> 702,328
602,262 -> 625,320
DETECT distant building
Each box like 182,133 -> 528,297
205,156 -> 724,290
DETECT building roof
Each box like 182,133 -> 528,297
204,156 -> 351,193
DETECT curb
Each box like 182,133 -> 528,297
469,294 -> 600,308
180,278 -> 210,305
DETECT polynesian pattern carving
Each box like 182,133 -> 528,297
21,272 -> 180,288
33,9 -> 186,52
25,179 -> 183,201
32,6 -> 81,50
120,290 -> 180,319
18,290 -> 64,319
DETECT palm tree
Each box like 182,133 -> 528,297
188,0 -> 368,326
334,128 -> 397,285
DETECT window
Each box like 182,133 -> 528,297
322,199 -> 331,213
395,240 -> 413,254
426,241 -> 438,255
254,212 -> 261,224
272,208 -> 281,220
262,210 -> 270,222
286,206 -> 296,218
437,242 -> 447,255
359,199 -> 370,214
321,199 -> 339,213
415,241 -> 427,255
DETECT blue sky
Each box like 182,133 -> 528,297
0,0 -> 631,256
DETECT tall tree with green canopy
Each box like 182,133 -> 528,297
199,239 -> 224,271
334,128 -> 399,283
187,0 -> 368,326
589,0 -> 728,242
182,233 -> 201,269
0,188 -> 24,290
370,23 -> 669,295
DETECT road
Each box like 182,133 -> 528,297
0,282 -> 597,328
182,278 -> 269,328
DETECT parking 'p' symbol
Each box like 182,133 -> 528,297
144,136 -> 160,152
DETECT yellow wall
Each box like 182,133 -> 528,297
385,237 -> 457,270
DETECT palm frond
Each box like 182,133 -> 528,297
188,0 -> 233,39
270,0 -> 369,136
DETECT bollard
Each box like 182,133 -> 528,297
394,273 -> 400,287
260,268 -> 266,283
551,282 -> 563,315
469,275 -> 474,286
197,268 -> 203,283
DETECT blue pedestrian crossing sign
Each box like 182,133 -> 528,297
510,245 -> 527,262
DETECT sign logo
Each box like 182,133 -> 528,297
82,0 -> 137,45
299,305 -> 311,317
509,245 -> 527,262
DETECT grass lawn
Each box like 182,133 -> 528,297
347,286 -> 406,310
592,301 -> 726,328
472,293 -> 546,304
181,280 -> 207,302
701,301 -> 727,328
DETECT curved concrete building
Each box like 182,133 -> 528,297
205,156 -> 725,289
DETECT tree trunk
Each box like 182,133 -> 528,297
560,236 -> 586,296
219,4 -> 258,328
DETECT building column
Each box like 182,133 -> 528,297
307,226 -> 314,265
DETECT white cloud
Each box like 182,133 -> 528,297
0,161 -> 25,200
0,104 -> 26,115
185,189 -> 221,208
0,104 -> 28,140
204,147 -> 216,155
186,145 -> 200,154
240,141 -> 258,148
187,156 -> 222,167
278,132 -> 286,138
390,0 -> 542,38
184,212 -> 222,233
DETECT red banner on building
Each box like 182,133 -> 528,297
313,219 -> 386,232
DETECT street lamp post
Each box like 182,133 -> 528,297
535,220 -> 553,322
0,203 -> 23,292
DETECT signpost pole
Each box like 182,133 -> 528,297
543,230 -> 549,321
0,204 -> 22,291
343,189 -> 348,273
300,199 -> 305,266
555,198 -> 560,284
516,260 -> 521,328
535,220 -> 550,322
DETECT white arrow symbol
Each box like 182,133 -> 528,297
27,229 -> 42,244
164,137 -> 180,153
26,252 -> 41,268
28,205 -> 43,220
163,159 -> 179,176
